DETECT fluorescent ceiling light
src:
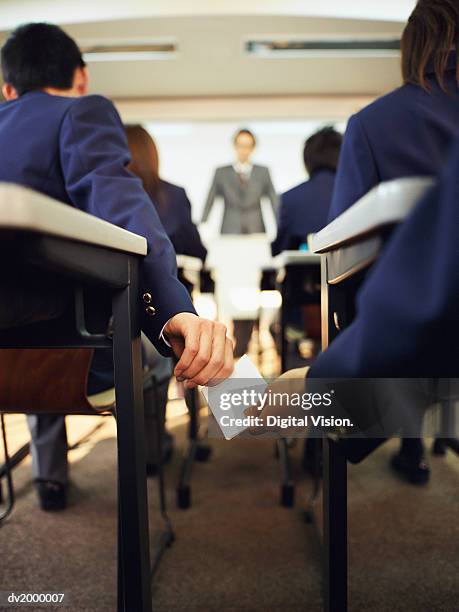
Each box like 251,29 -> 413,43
81,42 -> 177,62
246,37 -> 400,58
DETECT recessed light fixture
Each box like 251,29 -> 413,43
245,36 -> 400,58
81,42 -> 178,62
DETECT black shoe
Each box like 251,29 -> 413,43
390,452 -> 430,486
35,479 -> 67,511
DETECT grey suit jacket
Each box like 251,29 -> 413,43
202,164 -> 278,234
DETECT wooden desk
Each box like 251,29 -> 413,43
311,178 -> 434,612
0,183 -> 152,612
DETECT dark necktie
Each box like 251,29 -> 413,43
237,171 -> 249,187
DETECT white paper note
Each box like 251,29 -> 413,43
202,354 -> 267,440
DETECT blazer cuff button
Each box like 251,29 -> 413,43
145,306 -> 156,316
142,292 -> 153,304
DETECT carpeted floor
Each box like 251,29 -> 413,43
1,410 -> 458,611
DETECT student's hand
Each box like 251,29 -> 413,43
164,313 -> 234,389
245,367 -> 309,435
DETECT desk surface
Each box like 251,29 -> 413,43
0,183 -> 147,256
312,177 -> 434,254
272,250 -> 320,268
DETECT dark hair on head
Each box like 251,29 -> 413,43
125,124 -> 165,211
1,22 -> 86,95
233,128 -> 256,146
303,126 -> 343,175
401,0 -> 459,91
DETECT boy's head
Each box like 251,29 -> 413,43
303,126 -> 343,176
1,22 -> 88,100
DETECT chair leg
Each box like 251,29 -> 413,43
278,438 -> 295,507
304,438 -> 323,524
177,388 -> 198,510
177,387 -> 212,510
150,378 -> 175,578
112,266 -> 152,612
0,414 -> 15,524
433,399 -> 459,456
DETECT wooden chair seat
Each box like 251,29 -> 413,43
0,348 -> 114,414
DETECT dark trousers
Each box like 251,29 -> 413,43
233,319 -> 255,358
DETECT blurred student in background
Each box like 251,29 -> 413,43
327,0 -> 459,484
271,126 -> 342,256
126,125 -> 207,265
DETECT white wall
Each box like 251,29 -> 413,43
145,118 -> 346,222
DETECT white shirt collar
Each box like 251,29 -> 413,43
233,161 -> 253,175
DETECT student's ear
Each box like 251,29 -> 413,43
2,83 -> 18,101
73,66 -> 89,96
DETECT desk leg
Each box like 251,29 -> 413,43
323,437 -> 348,612
280,279 -> 288,374
434,398 -> 459,455
117,493 -> 125,611
113,257 -> 152,612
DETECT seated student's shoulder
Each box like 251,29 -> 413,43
353,84 -> 417,130
159,179 -> 187,201
62,94 -> 121,123
281,181 -> 308,206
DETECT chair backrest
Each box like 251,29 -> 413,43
0,348 -> 108,414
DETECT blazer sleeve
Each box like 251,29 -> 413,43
328,113 -> 379,222
58,95 -> 195,355
174,189 -> 208,262
309,140 -> 459,379
271,194 -> 289,256
201,168 -> 220,223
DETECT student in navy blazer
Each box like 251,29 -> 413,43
253,134 -> 459,458
125,125 -> 207,264
154,180 -> 208,262
271,127 -> 342,256
0,23 -> 232,510
325,0 -> 459,484
328,4 -> 459,223
309,135 -> 459,379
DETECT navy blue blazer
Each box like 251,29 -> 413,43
271,169 -> 335,256
328,52 -> 459,220
0,91 -> 195,353
155,180 -> 207,262
310,138 -> 459,379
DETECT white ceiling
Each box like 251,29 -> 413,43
0,6 -> 410,99
0,1 -> 417,28
70,15 -> 402,98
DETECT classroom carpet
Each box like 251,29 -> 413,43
1,411 -> 458,612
